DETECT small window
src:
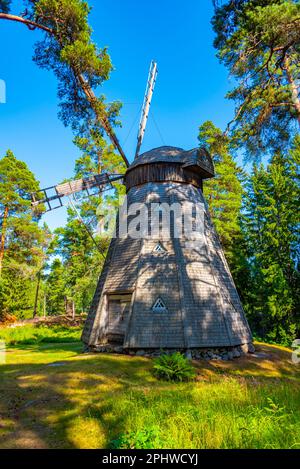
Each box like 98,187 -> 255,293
153,242 -> 166,253
152,298 -> 167,312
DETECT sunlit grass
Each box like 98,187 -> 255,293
0,335 -> 299,449
0,324 -> 82,345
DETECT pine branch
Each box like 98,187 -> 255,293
0,12 -> 54,33
0,12 -> 129,167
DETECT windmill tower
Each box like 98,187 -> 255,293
32,61 -> 253,358
80,62 -> 253,358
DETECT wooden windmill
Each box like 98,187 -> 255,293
33,61 -> 253,359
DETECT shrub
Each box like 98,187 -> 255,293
110,427 -> 163,449
0,313 -> 17,326
153,352 -> 196,382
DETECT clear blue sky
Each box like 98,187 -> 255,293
0,0 -> 235,229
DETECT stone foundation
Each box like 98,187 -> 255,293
85,342 -> 255,361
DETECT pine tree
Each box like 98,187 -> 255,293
0,150 -> 44,273
212,0 -> 300,156
0,0 -> 128,166
51,211 -> 104,315
0,150 -> 50,320
48,131 -> 126,315
73,129 -> 126,225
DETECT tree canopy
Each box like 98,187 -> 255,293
241,138 -> 300,343
198,121 -> 244,264
0,0 -> 128,166
212,0 -> 300,157
0,150 -> 50,319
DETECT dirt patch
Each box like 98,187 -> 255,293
1,315 -> 86,329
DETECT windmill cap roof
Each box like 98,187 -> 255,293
128,145 -> 214,176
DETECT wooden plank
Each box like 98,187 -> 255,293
55,174 -> 110,196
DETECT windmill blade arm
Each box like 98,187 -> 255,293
55,173 -> 110,196
135,61 -> 158,159
31,173 -> 124,213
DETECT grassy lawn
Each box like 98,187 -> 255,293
0,334 -> 299,449
0,324 -> 82,345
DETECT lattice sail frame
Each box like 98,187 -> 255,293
31,173 -> 124,212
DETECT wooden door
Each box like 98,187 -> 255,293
107,294 -> 132,344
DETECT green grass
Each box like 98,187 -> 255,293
0,331 -> 299,449
0,324 -> 82,345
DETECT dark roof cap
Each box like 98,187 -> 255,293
129,145 -> 214,177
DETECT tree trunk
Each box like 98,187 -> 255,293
33,270 -> 41,318
43,294 -> 47,318
72,301 -> 75,320
284,56 -> 300,129
97,150 -> 102,174
76,73 -> 129,167
0,206 -> 9,276
64,296 -> 68,316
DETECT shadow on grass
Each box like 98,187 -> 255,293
0,341 -> 299,449
195,343 -> 299,382
0,342 -> 155,448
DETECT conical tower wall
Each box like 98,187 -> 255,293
82,147 -> 252,354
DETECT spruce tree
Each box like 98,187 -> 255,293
242,138 -> 300,343
45,258 -> 66,316
198,121 -> 244,262
198,121 -> 252,304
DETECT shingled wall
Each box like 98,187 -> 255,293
82,147 -> 252,350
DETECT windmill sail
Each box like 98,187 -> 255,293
135,60 -> 158,159
31,173 -> 123,212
